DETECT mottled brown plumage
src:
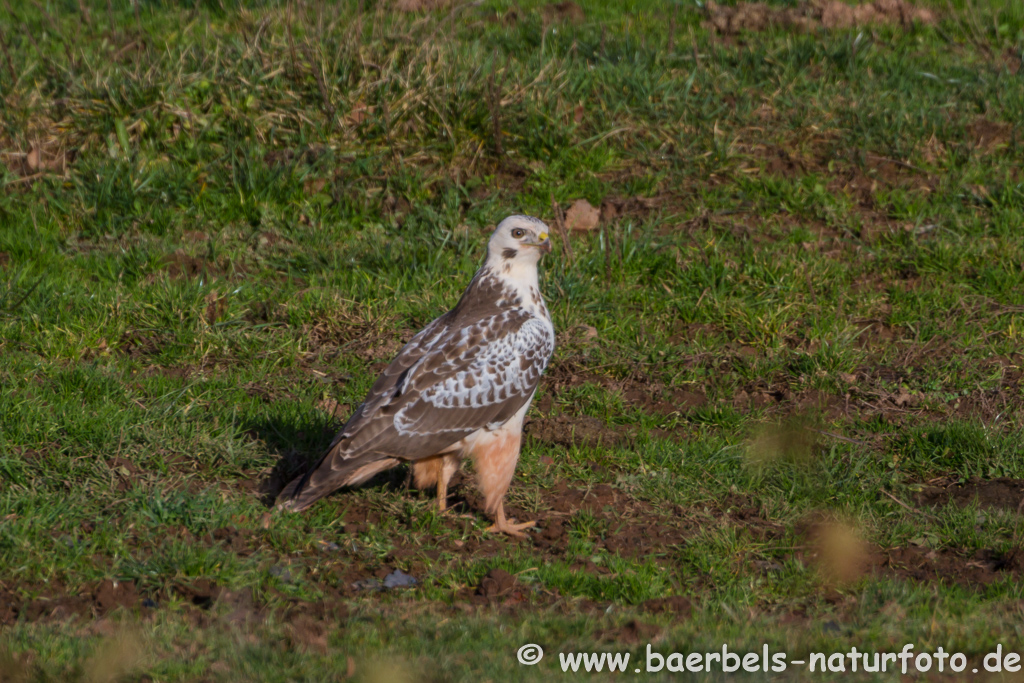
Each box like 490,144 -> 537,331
276,216 -> 554,536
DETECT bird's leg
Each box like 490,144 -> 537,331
485,501 -> 536,539
471,430 -> 535,538
437,480 -> 449,513
436,453 -> 460,513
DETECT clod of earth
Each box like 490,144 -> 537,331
475,568 -> 519,599
564,199 -> 601,232
91,580 -> 138,616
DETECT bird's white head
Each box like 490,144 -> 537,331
485,215 -> 552,275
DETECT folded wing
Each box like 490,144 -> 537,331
277,308 -> 554,511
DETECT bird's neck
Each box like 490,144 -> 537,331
462,261 -> 546,319
491,258 -> 540,293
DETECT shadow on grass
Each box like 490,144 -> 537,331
239,415 -> 413,508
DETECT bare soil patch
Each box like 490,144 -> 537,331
915,478 -> 1024,512
156,250 -> 223,280
119,330 -> 168,358
641,595 -> 693,619
106,457 -> 142,493
597,619 -> 662,644
595,196 -> 666,224
541,2 -> 585,26
967,117 -> 1014,152
92,579 -> 139,616
794,520 -> 1021,588
875,546 -> 1020,586
707,0 -> 936,34
543,364 -> 708,418
0,141 -> 75,181
525,415 -> 627,449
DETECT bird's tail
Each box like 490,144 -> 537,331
276,447 -> 400,512
275,470 -> 316,512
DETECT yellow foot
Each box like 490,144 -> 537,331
485,519 -> 537,539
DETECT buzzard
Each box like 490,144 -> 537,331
277,215 -> 555,536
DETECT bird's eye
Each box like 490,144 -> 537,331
511,228 -> 526,239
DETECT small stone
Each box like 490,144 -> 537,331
383,569 -> 417,589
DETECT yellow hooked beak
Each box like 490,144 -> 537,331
530,232 -> 552,254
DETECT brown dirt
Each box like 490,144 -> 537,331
393,0 -> 451,11
875,546 -> 1020,586
6,471 -> 1019,629
541,1 -> 585,25
853,320 -> 899,348
92,580 -> 139,616
792,517 -> 1021,587
207,526 -> 255,555
947,387 -> 1019,423
525,415 -> 627,448
1002,49 -> 1022,75
119,330 -> 167,358
0,252 -> 9,268
467,568 -> 533,607
915,478 -> 1024,512
734,385 -> 845,418
154,250 -> 246,282
106,457 -> 142,492
14,586 -> 93,623
564,199 -> 600,232
262,145 -> 327,167
286,615 -> 329,653
543,364 -> 708,418
597,195 -> 665,224
170,579 -> 221,609
597,619 -> 662,644
2,578 -> 151,625
707,0 -> 936,34
641,595 -> 693,619
323,474 -> 712,572
0,142 -> 75,179
967,117 -> 1014,152
475,568 -> 519,599
158,250 -> 218,280
759,146 -> 815,178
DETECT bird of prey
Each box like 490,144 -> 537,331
277,215 -> 555,537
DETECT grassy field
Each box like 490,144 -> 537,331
1,0 -> 1024,679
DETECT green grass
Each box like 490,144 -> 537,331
2,0 -> 1024,680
